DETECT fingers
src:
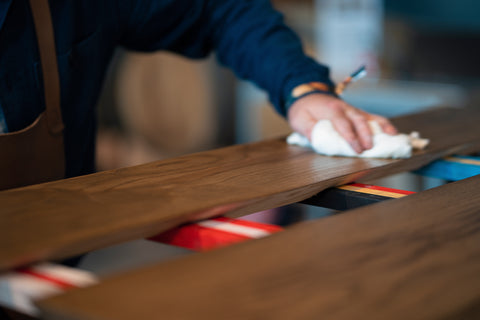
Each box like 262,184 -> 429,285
371,115 -> 398,135
326,102 -> 372,153
346,110 -> 373,150
331,117 -> 364,154
287,93 -> 398,155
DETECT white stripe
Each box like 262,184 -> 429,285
197,220 -> 271,239
0,273 -> 63,316
0,264 -> 97,316
30,263 -> 97,287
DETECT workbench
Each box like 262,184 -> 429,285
1,107 -> 480,319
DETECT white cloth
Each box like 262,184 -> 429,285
287,120 -> 429,159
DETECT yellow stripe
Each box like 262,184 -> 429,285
444,156 -> 480,166
337,185 -> 408,199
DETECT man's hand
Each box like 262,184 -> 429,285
287,93 -> 398,154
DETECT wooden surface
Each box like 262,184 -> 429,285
38,174 -> 480,320
1,107 -> 480,271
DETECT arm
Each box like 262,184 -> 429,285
119,0 -> 396,151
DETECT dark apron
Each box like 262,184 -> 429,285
0,0 -> 65,191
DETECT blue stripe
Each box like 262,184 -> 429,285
414,156 -> 480,181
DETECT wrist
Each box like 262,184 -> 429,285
285,82 -> 337,111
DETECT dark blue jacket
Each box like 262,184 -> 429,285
0,0 -> 333,178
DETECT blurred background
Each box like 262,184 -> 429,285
95,0 -> 480,171
78,0 -> 480,274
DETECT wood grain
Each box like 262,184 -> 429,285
1,107 -> 480,271
38,174 -> 480,320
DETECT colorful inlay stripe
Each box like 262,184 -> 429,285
444,156 -> 480,166
149,217 -> 282,251
337,183 -> 415,198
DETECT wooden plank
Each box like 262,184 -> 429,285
38,174 -> 480,320
1,107 -> 480,271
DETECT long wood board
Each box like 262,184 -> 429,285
38,174 -> 480,320
1,107 -> 480,271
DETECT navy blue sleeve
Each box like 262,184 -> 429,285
118,0 -> 334,116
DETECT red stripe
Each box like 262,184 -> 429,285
149,218 -> 282,251
16,268 -> 76,290
192,226 -> 252,251
150,223 -> 250,251
349,183 -> 415,195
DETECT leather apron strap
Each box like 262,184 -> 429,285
0,0 -> 65,190
29,0 -> 63,134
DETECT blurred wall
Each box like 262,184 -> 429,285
96,51 -> 236,171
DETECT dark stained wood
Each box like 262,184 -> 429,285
38,174 -> 480,320
1,107 -> 480,271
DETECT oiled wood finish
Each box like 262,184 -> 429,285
38,175 -> 480,320
1,108 -> 480,271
